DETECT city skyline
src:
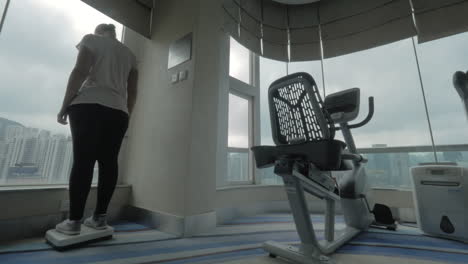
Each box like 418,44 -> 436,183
0,116 -> 98,185
2,114 -> 466,187
0,116 -> 71,137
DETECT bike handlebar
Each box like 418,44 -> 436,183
335,96 -> 374,130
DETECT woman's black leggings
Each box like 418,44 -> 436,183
67,104 -> 129,220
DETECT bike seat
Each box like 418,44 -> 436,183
251,140 -> 346,171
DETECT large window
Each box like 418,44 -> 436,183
226,37 -> 256,185
324,39 -> 433,189
230,32 -> 468,190
416,32 -> 468,166
324,39 -> 432,148
0,0 -> 122,185
228,93 -> 251,182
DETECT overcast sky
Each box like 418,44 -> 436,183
0,0 -> 122,135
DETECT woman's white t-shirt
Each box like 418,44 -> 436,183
70,34 -> 137,114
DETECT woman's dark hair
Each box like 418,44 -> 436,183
95,24 -> 117,38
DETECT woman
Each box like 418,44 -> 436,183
55,24 -> 138,235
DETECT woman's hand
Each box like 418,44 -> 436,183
57,45 -> 94,126
57,107 -> 68,125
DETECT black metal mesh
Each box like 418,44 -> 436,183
269,73 -> 335,145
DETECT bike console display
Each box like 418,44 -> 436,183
324,88 -> 360,124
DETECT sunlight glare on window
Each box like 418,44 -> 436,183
229,37 -> 251,84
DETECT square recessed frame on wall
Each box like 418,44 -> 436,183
168,32 -> 193,69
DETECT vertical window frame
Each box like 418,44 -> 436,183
226,36 -> 260,186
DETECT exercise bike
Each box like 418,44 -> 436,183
251,72 -> 395,264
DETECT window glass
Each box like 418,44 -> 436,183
288,61 -> 324,94
324,38 -> 434,189
324,39 -> 432,148
227,152 -> 249,182
416,32 -> 468,157
229,37 -> 251,84
0,0 -> 122,185
227,93 -> 251,183
365,152 -> 413,189
228,93 -> 249,148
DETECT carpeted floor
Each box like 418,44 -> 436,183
1,214 -> 467,264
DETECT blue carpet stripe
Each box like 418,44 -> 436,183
0,235 -> 300,264
112,222 -> 152,232
2,230 -> 468,264
339,245 -> 468,264
224,215 -> 345,225
156,248 -> 265,264
355,232 -> 468,251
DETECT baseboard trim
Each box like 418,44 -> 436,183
121,206 -> 216,237
216,200 -> 343,225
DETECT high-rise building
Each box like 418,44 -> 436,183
36,130 -> 51,178
367,152 -> 392,187
5,125 -> 24,140
0,140 -> 7,182
20,137 -> 38,165
42,134 -> 71,183
0,121 -> 91,185
0,117 -> 24,141
4,138 -> 24,168
389,152 -> 411,188
0,127 -> 46,183
42,135 -> 61,183
58,137 -> 74,182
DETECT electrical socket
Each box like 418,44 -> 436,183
60,199 -> 70,212
171,73 -> 179,84
179,70 -> 188,81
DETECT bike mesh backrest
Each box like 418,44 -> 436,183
268,72 -> 335,146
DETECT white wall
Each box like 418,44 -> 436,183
122,0 -> 198,217
185,0 -> 226,216
216,185 -> 289,209
121,0 -> 226,230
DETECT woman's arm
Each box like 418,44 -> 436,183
57,46 -> 94,124
127,68 -> 139,116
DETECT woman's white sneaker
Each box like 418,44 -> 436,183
83,214 -> 107,230
56,219 -> 81,235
